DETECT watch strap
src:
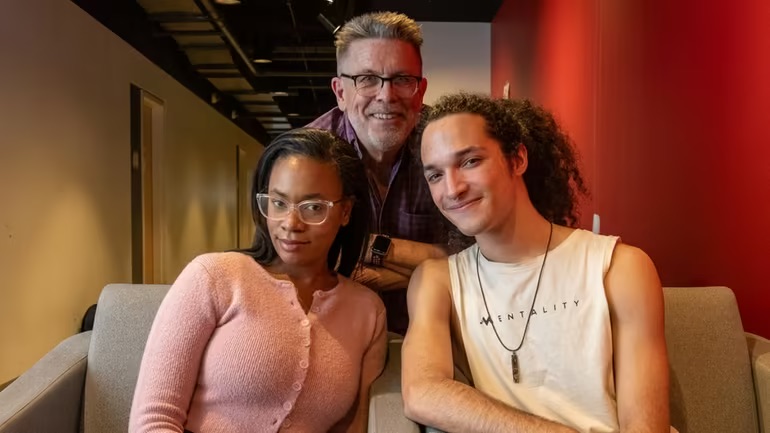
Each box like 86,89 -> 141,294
371,252 -> 384,267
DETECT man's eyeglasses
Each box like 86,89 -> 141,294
256,193 -> 344,225
339,74 -> 422,98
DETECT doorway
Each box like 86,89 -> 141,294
130,85 -> 164,284
236,145 -> 254,248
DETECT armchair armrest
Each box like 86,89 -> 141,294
0,331 -> 90,433
748,332 -> 770,433
368,334 -> 420,433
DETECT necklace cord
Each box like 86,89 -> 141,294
475,222 -> 554,353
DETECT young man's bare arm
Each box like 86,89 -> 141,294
401,259 -> 577,433
605,244 -> 670,433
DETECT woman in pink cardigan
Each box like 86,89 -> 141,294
129,128 -> 387,433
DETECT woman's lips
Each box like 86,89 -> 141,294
278,239 -> 310,252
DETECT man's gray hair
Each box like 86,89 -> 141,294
335,11 -> 423,63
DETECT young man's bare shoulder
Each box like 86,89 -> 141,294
608,243 -> 657,278
420,256 -> 450,273
605,242 -> 662,310
411,257 -> 451,291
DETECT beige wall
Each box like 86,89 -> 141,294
419,22 -> 492,104
0,0 -> 262,383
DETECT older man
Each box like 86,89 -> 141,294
308,12 -> 450,334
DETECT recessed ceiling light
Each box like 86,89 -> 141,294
270,91 -> 289,97
287,113 -> 300,117
215,0 -> 241,4
252,58 -> 272,64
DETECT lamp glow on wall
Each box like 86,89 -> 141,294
252,35 -> 273,64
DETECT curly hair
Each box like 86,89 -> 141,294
417,93 -> 588,227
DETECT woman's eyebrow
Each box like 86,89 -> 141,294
268,188 -> 325,200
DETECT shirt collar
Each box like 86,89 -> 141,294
340,112 -> 365,160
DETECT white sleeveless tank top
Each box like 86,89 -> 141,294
448,229 -> 620,432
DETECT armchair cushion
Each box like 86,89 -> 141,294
368,334 -> 469,433
368,334 -> 420,433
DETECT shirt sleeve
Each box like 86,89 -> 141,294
128,258 -> 222,433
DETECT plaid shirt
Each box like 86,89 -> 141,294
307,107 -> 447,245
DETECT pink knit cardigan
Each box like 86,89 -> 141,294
129,252 -> 387,433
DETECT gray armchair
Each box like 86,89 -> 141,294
0,284 -> 170,433
2,285 -> 768,433
367,287 -> 770,433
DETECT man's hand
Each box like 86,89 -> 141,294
367,235 -> 447,275
353,265 -> 410,292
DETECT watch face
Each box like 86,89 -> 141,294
372,236 -> 391,254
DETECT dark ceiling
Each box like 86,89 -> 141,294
72,0 -> 502,142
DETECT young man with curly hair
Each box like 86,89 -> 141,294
402,94 -> 672,432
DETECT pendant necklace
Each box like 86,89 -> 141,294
475,222 -> 553,383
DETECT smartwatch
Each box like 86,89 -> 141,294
370,234 -> 392,267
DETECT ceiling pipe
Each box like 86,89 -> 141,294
190,0 -> 290,140
317,14 -> 340,35
193,0 -> 257,77
286,0 -> 320,109
273,46 -> 336,54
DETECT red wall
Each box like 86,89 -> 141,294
492,0 -> 599,229
492,0 -> 770,337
